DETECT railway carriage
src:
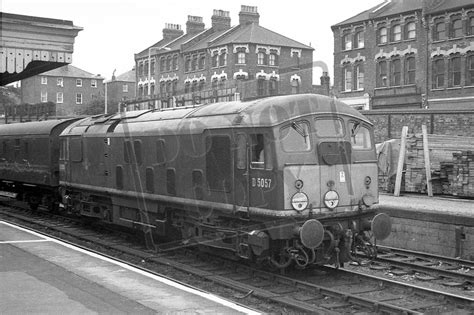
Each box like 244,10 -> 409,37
59,94 -> 391,268
0,119 -> 78,210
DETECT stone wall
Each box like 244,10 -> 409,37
361,109 -> 474,143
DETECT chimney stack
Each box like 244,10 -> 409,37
186,15 -> 205,34
320,72 -> 330,96
239,5 -> 259,25
163,23 -> 184,40
211,9 -> 231,31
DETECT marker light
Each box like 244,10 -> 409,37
291,192 -> 308,211
323,190 -> 339,209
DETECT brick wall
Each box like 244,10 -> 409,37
379,213 -> 474,260
362,109 -> 474,143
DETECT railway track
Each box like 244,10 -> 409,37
1,199 -> 473,314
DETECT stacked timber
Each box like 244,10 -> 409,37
402,134 -> 474,195
451,151 -> 474,197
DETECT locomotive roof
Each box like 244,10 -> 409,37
0,118 -> 78,136
63,94 -> 371,136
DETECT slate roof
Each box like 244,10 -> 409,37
424,0 -> 474,14
333,0 -> 422,27
210,23 -> 313,50
115,69 -> 135,82
41,65 -> 103,79
334,0 -> 474,28
136,16 -> 313,59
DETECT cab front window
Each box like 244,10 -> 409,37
349,122 -> 372,149
280,121 -> 311,152
314,118 -> 344,138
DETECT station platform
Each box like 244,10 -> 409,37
0,221 -> 260,314
374,193 -> 474,260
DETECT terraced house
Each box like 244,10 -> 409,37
131,5 -> 314,110
332,0 -> 474,110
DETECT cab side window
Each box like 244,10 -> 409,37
250,134 -> 272,170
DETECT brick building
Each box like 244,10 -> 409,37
130,5 -> 314,110
21,65 -> 104,116
332,0 -> 474,110
105,68 -> 136,114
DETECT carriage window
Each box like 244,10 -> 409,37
145,167 -> 154,193
70,137 -> 83,162
134,140 -> 142,165
116,166 -> 123,189
314,119 -> 344,138
206,136 -> 231,191
236,134 -> 246,170
156,140 -> 166,164
280,121 -> 311,152
350,122 -> 372,149
167,168 -> 176,196
59,139 -> 68,160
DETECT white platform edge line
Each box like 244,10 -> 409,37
0,221 -> 261,315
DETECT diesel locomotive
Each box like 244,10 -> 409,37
0,94 -> 391,269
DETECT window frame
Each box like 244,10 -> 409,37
376,59 -> 388,87
91,79 -> 97,88
354,30 -> 364,48
390,57 -> 402,86
56,92 -> 63,104
41,76 -> 47,84
76,93 -> 83,104
57,77 -> 63,87
448,55 -> 461,87
76,78 -> 82,87
391,24 -> 402,42
451,17 -> 463,38
355,63 -> 364,90
434,20 -> 446,41
40,91 -> 48,103
467,54 -> 474,86
342,32 -> 352,50
432,58 -> 445,89
405,21 -> 416,40
405,55 -> 416,85
343,65 -> 352,92
378,26 -> 388,44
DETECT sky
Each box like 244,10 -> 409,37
3,0 -> 383,84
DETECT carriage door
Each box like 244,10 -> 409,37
59,137 -> 69,182
233,133 -> 249,210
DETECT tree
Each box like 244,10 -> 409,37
77,97 -> 105,115
0,85 -> 21,114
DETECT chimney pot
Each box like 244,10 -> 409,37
239,5 -> 259,25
